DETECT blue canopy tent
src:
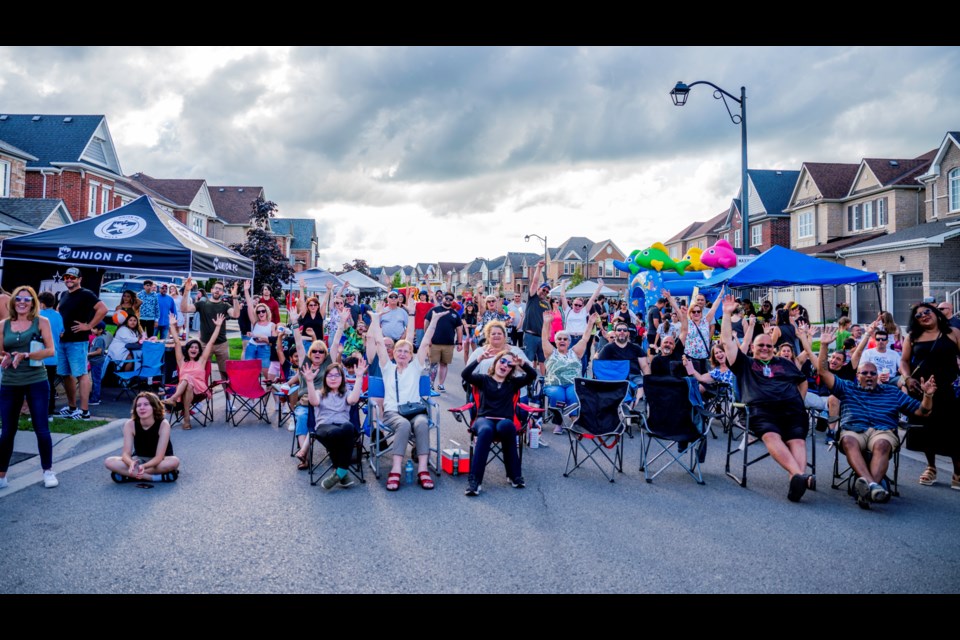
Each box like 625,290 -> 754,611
698,245 -> 880,323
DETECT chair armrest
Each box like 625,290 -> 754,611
517,403 -> 544,414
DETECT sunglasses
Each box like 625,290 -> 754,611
497,357 -> 515,366
14,296 -> 33,303
308,302 -> 319,307
312,350 -> 327,356
858,370 -> 878,376
689,310 -> 702,315
915,309 -> 934,318
875,337 -> 888,341
615,328 -> 629,333
257,310 -> 269,315
63,275 -> 78,280
573,304 -> 583,309
388,295 -> 398,299
754,343 -> 774,349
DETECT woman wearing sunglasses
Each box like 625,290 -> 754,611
899,302 -> 960,489
461,350 -> 538,496
0,286 -> 57,489
541,310 -> 598,434
559,279 -> 604,375
244,280 -> 278,381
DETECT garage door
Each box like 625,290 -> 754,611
891,273 -> 923,326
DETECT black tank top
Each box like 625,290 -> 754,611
133,420 -> 173,458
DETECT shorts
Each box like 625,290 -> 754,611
803,392 -> 829,412
57,341 -> 89,377
250,343 -> 271,368
429,343 -> 454,365
523,333 -> 545,362
748,404 -> 808,442
268,361 -> 282,379
839,428 -> 899,454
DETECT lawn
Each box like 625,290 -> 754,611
19,416 -> 110,434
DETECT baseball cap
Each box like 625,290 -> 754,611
65,267 -> 81,277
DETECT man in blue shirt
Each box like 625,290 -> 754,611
136,280 -> 159,337
155,283 -> 178,339
818,327 -> 935,506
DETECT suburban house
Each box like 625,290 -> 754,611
837,132 -> 960,325
0,136 -> 74,238
207,186 -> 268,248
438,261 -> 466,293
545,237 -> 629,295
714,169 -> 800,253
126,173 -> 219,239
270,218 -> 319,271
665,210 -> 727,261
0,114 -> 125,219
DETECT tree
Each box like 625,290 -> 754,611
228,196 -> 295,294
570,265 -> 585,287
390,271 -> 403,289
342,258 -> 371,277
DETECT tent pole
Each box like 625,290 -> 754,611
819,286 -> 826,330
875,280 -> 883,314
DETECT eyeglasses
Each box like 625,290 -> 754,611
14,296 -> 33,303
915,309 -> 933,318
326,370 -> 342,377
615,328 -> 630,333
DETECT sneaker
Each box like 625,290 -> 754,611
510,476 -> 526,489
338,474 -> 356,488
79,410 -> 92,421
0,477 -> 8,489
287,423 -> 295,432
43,470 -> 59,488
321,473 -> 340,490
464,475 -> 481,497
58,406 -> 76,417
553,425 -> 564,435
438,384 -> 445,391
855,476 -> 871,502
67,408 -> 85,420
88,400 -> 101,406
869,482 -> 889,503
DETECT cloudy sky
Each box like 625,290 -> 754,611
1,46 -> 956,268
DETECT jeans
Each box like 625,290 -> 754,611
414,328 -> 425,351
89,359 -> 104,403
314,422 -> 358,470
156,325 -> 170,340
471,417 -> 520,484
544,384 -> 579,419
0,380 -> 52,472
523,333 -> 545,362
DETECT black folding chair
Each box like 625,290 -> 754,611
562,378 -> 630,482
639,375 -> 717,485
830,425 -> 901,507
725,402 -> 817,488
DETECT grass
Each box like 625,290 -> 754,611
19,416 -> 110,434
228,337 -> 243,360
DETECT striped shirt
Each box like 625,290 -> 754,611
831,377 -> 920,432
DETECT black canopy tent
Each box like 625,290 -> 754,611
0,195 -> 254,294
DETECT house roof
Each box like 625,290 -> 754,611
795,231 -> 887,256
0,197 -> 70,229
208,186 -> 265,225
128,173 -> 206,207
666,221 -> 700,244
668,210 -> 728,242
917,132 -> 960,183
438,261 -> 466,274
464,258 -> 488,275
0,114 -> 111,171
749,169 -> 801,217
502,252 -> 541,270
269,218 -> 317,250
116,176 -> 176,206
836,220 -> 960,256
0,138 -> 38,162
858,152 -> 934,191
801,163 -> 860,200
415,262 -> 435,273
551,236 -> 595,261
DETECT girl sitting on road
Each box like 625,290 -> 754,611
105,392 -> 180,483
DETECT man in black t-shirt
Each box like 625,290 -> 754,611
650,334 -> 686,378
424,293 -> 462,391
521,260 -> 550,374
597,322 -> 650,384
181,277 -> 241,380
720,294 -> 813,502
56,267 -> 108,420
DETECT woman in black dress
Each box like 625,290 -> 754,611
899,302 -> 960,489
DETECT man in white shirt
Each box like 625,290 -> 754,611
506,292 -> 525,348
860,327 -> 900,384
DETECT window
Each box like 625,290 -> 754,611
563,261 -> 577,275
798,211 -> 813,238
750,224 -> 762,247
88,183 -> 99,215
863,201 -> 873,229
0,159 -> 9,197
950,168 -> 960,212
604,259 -> 616,277
848,204 -> 862,231
190,213 -> 205,236
733,231 -> 741,248
101,187 -> 111,213
877,197 -> 887,226
722,232 -> 729,243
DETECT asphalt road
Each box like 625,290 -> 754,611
2,353 -> 959,594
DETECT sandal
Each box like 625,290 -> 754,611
417,471 -> 435,490
182,423 -> 192,431
386,472 -> 401,491
919,466 -> 937,486
297,460 -> 309,471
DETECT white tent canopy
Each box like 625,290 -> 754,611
337,269 -> 389,293
549,280 -> 620,298
281,268 -> 344,293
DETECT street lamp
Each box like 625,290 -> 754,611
524,233 -> 548,286
582,244 -> 589,282
671,80 -> 749,256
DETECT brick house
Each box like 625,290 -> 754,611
207,186 -> 268,249
0,114 -> 124,219
269,218 -> 319,271
546,237 -> 628,295
126,173 -> 219,238
664,210 -> 727,261
715,169 -> 800,253
838,132 -> 960,325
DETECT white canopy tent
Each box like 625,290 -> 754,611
549,280 -> 620,298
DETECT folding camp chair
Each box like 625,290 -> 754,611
307,416 -> 366,488
639,375 -> 718,485
725,402 -> 817,488
223,360 -> 271,427
591,359 -> 643,437
365,374 -> 441,480
448,386 -> 544,477
562,378 -> 630,482
164,359 -> 221,428
830,424 -> 901,507
114,341 -> 166,400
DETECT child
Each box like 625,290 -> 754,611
88,322 -> 107,406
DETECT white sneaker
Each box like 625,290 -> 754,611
0,477 -> 8,489
43,470 -> 59,488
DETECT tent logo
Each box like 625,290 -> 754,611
58,246 -> 71,260
94,215 -> 147,240
213,258 -> 239,273
169,222 -> 209,249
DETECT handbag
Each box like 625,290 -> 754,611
395,369 -> 427,418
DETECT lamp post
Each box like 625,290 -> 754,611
670,80 -> 749,257
524,233 -> 548,287
582,244 -> 589,283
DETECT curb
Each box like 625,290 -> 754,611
51,418 -> 127,463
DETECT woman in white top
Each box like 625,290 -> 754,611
244,280 -> 277,380
560,279 -> 603,375
368,304 -> 444,491
107,313 -> 144,370
465,320 -> 530,376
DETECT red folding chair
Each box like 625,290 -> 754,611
223,360 -> 271,427
164,359 -> 226,428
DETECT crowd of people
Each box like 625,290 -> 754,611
0,264 -> 957,509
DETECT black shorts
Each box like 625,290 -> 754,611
748,404 -> 808,442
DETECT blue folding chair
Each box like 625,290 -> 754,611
591,359 -> 642,438
364,374 -> 441,480
114,341 -> 166,400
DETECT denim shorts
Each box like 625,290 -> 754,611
57,341 -> 89,377
249,343 -> 271,368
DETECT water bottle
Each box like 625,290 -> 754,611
452,450 -> 460,476
404,459 -> 414,484
529,419 -> 540,449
